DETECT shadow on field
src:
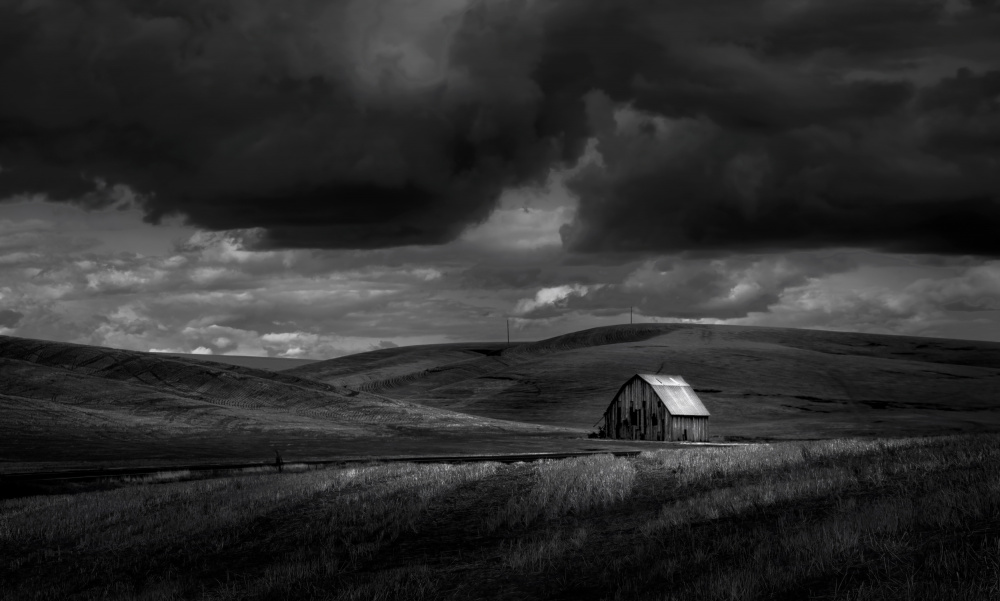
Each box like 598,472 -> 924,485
3,434 -> 999,600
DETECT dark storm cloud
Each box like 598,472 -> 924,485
459,265 -> 546,290
0,0 -> 558,248
0,309 -> 23,328
560,94 -> 1000,255
556,0 -> 1000,256
2,0 -> 1000,253
918,68 -> 1000,159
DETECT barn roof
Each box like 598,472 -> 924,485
635,374 -> 710,417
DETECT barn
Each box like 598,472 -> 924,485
600,374 -> 710,442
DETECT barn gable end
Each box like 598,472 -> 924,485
601,374 -> 710,442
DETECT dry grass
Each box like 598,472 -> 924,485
1,462 -> 498,600
611,435 -> 1000,600
500,527 -> 589,572
483,454 -> 636,531
3,434 -> 999,600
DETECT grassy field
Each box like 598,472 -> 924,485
0,335 -> 571,465
289,324 -> 1000,438
3,434 -> 998,600
3,325 -> 1000,467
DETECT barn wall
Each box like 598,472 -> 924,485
664,415 -> 709,442
603,377 -> 665,441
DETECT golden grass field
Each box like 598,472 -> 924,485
3,435 -> 998,600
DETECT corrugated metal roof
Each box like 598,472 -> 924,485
637,374 -> 689,387
636,374 -> 710,416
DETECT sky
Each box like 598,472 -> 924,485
1,0 -> 999,358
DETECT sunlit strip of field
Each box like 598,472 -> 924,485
2,435 -> 999,600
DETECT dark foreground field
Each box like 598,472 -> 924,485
3,435 -> 999,600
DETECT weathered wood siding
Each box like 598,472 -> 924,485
603,376 -> 661,441
665,415 -> 709,442
603,376 -> 709,442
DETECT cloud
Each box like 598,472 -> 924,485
2,158 -> 1000,354
175,326 -> 430,358
2,0 -> 998,255
514,284 -> 597,316
728,260 -> 1000,337
0,0 -> 562,249
501,252 -> 1000,342
85,266 -> 169,294
905,262 -> 1000,311
459,150 -> 591,251
561,85 -> 1000,255
617,254 -> 858,318
459,195 -> 574,252
542,1 -> 1000,256
0,308 -> 23,328
0,201 -> 495,355
504,253 -> 859,321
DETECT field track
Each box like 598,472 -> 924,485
0,446 -> 755,486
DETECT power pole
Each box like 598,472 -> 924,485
630,306 -> 633,324
506,319 -> 510,347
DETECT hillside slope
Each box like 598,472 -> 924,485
288,342 -> 510,392
0,336 -> 556,462
292,324 -> 1000,439
154,353 -> 319,371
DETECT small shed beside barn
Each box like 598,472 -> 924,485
601,374 -> 710,442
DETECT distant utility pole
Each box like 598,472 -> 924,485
630,306 -> 633,324
507,319 -> 510,347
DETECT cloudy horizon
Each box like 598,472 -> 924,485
2,0 -> 999,358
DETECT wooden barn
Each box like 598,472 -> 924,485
600,374 -> 710,442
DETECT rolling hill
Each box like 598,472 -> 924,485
153,353 -> 319,371
5,323 -> 999,465
287,324 -> 1000,439
0,336 -> 561,463
289,342 -> 511,397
